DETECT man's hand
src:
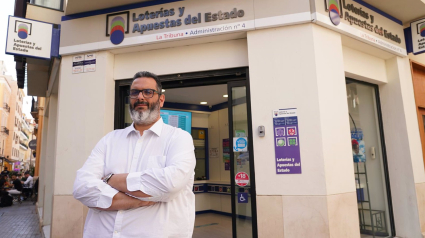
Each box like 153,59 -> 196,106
107,173 -> 151,198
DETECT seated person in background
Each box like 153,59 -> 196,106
1,167 -> 9,177
17,174 -> 22,180
0,175 -> 12,207
0,175 -> 6,188
0,175 -> 10,189
11,175 -> 23,192
22,171 -> 33,199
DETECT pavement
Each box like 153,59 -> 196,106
0,200 -> 42,238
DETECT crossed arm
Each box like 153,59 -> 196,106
96,173 -> 153,211
96,191 -> 154,211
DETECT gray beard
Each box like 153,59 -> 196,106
129,101 -> 160,126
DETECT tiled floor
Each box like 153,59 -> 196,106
193,213 -> 252,238
0,200 -> 42,238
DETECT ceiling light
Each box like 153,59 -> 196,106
223,95 -> 228,98
161,89 -> 165,92
200,102 -> 207,105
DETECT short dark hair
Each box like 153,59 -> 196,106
132,71 -> 162,92
24,171 -> 29,175
4,167 -> 7,170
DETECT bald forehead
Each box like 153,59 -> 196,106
131,77 -> 157,90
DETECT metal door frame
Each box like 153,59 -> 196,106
227,71 -> 258,238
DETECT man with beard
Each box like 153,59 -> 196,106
73,71 -> 196,238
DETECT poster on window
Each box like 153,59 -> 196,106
351,128 -> 366,163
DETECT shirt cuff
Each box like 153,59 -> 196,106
127,172 -> 143,192
96,185 -> 119,209
127,172 -> 161,200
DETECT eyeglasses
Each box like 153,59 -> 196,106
129,89 -> 161,99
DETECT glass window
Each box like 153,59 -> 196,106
31,0 -> 63,10
346,80 -> 393,237
192,129 -> 207,180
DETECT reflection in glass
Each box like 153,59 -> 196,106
347,82 -> 391,237
231,86 -> 252,238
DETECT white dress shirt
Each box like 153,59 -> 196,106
73,118 -> 196,238
24,175 -> 33,188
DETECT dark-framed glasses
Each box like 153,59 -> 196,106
129,89 -> 161,99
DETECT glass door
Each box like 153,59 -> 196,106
228,81 -> 257,238
346,79 -> 394,237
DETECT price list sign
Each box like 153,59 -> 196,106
273,108 -> 302,174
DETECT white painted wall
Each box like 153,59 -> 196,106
54,52 -> 115,195
191,113 -> 209,128
248,24 -> 354,196
114,39 -> 248,79
42,94 -> 58,227
379,56 -> 424,237
342,46 -> 387,84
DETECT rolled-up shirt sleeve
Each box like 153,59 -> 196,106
73,135 -> 119,208
127,131 -> 196,202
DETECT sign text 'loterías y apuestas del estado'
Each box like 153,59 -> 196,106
131,7 -> 245,35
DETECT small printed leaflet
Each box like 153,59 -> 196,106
72,55 -> 84,74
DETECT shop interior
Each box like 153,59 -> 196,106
347,80 -> 393,238
122,82 -> 253,238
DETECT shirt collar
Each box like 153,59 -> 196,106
125,118 -> 164,137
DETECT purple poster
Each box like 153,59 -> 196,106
273,108 -> 302,174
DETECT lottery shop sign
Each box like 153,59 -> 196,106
5,16 -> 54,59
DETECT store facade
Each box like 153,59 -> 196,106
45,0 -> 425,237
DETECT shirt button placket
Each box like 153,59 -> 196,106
131,138 -> 143,172
113,210 -> 124,238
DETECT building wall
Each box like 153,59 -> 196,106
248,23 -> 359,237
114,39 -> 249,79
46,14 -> 425,238
51,51 -> 115,237
342,46 -> 388,84
5,78 -> 18,167
0,75 -> 12,165
407,53 -> 425,236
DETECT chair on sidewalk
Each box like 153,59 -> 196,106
8,189 -> 22,204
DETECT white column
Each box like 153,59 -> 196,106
248,23 -> 359,237
380,56 -> 424,237
51,51 -> 115,237
42,93 -> 58,227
